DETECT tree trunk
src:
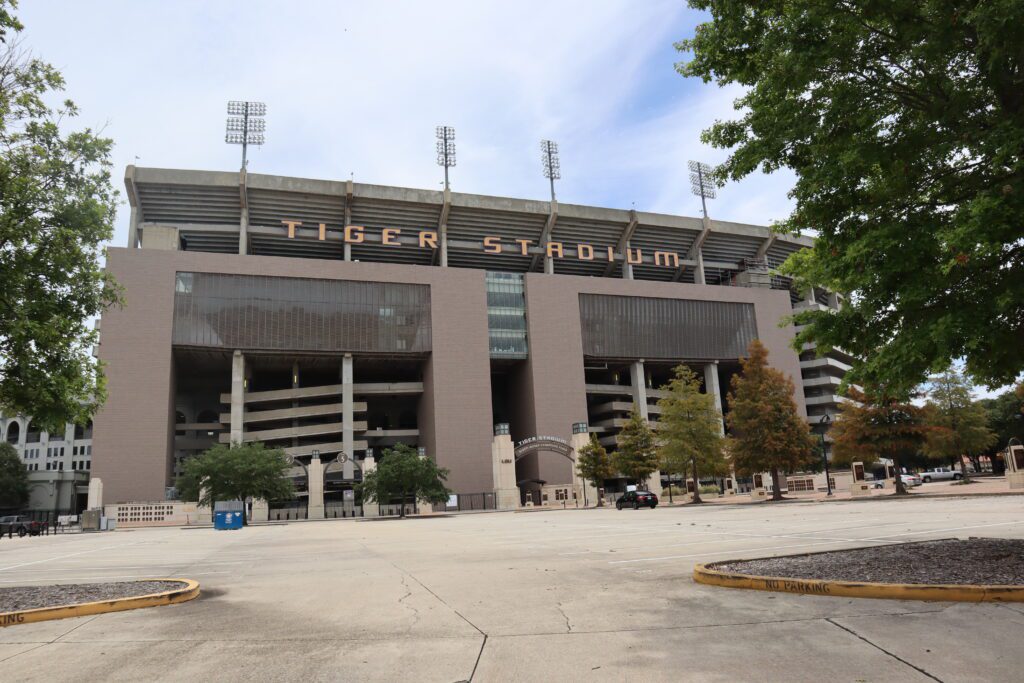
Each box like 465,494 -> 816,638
958,453 -> 971,483
400,493 -> 407,518
893,456 -> 907,495
770,466 -> 783,501
691,461 -> 702,504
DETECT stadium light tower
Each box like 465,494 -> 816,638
688,160 -> 716,219
540,139 -> 561,202
226,101 -> 266,170
436,126 -> 456,191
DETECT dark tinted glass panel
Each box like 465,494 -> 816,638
579,294 -> 756,360
173,272 -> 430,353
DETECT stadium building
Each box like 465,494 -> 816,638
90,166 -> 847,517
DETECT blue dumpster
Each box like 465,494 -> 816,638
214,510 -> 243,530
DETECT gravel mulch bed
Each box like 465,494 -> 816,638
0,581 -> 187,613
712,538 -> 1024,585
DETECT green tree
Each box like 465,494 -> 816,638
358,443 -> 451,518
979,386 -> 1024,462
0,442 -> 29,509
0,2 -> 121,431
611,406 -> 659,488
679,2 -> 1024,395
176,442 -> 295,524
576,434 -> 614,507
727,340 -> 817,501
657,365 -> 727,504
923,368 -> 997,480
831,387 -> 931,495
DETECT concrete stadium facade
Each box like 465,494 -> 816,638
91,166 -> 847,513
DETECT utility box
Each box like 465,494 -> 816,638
81,509 -> 101,531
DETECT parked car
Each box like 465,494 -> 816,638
0,515 -> 46,538
869,480 -> 885,489
899,474 -> 923,487
920,467 -> 962,482
616,490 -> 658,510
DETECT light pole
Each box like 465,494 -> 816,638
688,160 -> 716,219
225,101 -> 266,170
540,139 -> 560,202
436,126 -> 456,191
819,413 -> 833,496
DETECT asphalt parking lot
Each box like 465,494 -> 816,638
0,495 -> 1022,682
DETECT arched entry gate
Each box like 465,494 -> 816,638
514,436 -> 577,506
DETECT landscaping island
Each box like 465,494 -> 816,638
696,539 -> 1024,602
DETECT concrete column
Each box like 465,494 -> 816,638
127,206 -> 140,249
251,498 -> 269,522
230,350 -> 246,445
622,242 -> 634,280
827,291 -> 842,310
307,455 -> 325,519
17,418 -> 26,449
344,179 -> 353,262
342,354 -> 354,479
291,362 -> 300,449
703,362 -> 725,435
694,249 -> 706,285
544,255 -> 554,274
439,224 -> 448,266
238,168 -> 249,255
569,430 -> 597,507
87,477 -> 103,509
629,361 -> 660,491
805,286 -> 816,305
630,361 -> 649,420
361,455 -> 378,517
491,430 -> 519,510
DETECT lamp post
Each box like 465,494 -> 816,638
819,413 -> 833,496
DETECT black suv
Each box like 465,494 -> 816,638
616,490 -> 658,510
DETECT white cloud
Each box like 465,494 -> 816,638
18,0 -> 796,247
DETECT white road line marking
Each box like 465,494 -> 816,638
0,542 -> 146,572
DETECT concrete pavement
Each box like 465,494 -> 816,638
0,495 -> 1021,681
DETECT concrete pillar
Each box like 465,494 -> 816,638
805,286 -> 817,305
238,168 -> 249,255
230,350 -> 246,444
491,428 -> 519,510
344,179 -> 353,262
439,224 -> 448,267
342,354 -> 354,479
87,477 -> 103,509
569,430 -> 597,507
630,361 -> 649,420
694,249 -> 706,285
629,361 -> 660,491
544,255 -> 554,274
127,206 -> 140,249
291,362 -> 300,449
622,243 -> 634,280
703,362 -> 725,435
251,498 -> 269,522
307,455 -> 325,519
827,291 -> 842,310
361,455 -> 378,517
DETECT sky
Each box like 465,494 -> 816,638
18,0 -> 795,249
16,1 -> 1015,400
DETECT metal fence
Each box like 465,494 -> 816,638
269,501 -> 308,520
325,502 -> 362,518
432,492 -> 497,513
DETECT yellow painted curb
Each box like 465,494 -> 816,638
693,564 -> 1024,602
0,578 -> 200,627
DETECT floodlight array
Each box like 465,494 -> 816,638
435,126 -> 456,168
541,140 -> 561,180
227,101 -> 266,116
688,160 -> 716,200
